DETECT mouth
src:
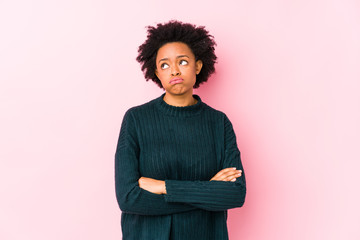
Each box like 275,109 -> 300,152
169,77 -> 184,85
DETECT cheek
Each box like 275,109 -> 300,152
156,72 -> 169,86
188,66 -> 198,79
156,70 -> 166,81
155,67 -> 162,78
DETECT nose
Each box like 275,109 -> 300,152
171,65 -> 180,76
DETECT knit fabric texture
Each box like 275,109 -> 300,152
115,93 -> 246,240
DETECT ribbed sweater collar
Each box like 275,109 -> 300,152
155,93 -> 204,118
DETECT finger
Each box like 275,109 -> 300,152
218,169 -> 241,180
210,168 -> 233,181
223,171 -> 242,182
211,168 -> 242,181
214,168 -> 237,179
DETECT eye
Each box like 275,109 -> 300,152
179,59 -> 188,66
160,63 -> 169,69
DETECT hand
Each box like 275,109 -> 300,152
210,167 -> 242,182
138,177 -> 167,194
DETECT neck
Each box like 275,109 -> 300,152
163,91 -> 197,107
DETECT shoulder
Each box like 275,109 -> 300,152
120,98 -> 159,131
124,97 -> 159,117
201,101 -> 229,121
199,101 -> 235,131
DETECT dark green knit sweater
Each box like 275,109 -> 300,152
115,94 -> 246,240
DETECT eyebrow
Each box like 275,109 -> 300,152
158,55 -> 190,64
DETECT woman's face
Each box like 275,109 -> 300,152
155,42 -> 203,97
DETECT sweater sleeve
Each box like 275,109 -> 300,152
164,114 -> 246,211
115,109 -> 196,216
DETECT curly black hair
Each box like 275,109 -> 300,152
136,20 -> 217,89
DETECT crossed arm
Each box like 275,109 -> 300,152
115,110 -> 246,215
138,167 -> 243,194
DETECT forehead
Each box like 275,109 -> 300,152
156,42 -> 195,60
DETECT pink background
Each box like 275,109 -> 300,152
1,0 -> 359,239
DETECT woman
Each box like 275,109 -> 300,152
115,20 -> 246,240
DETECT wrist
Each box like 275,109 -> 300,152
161,180 -> 167,194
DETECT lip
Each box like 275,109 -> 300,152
169,77 -> 184,85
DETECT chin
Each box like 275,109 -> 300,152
169,88 -> 192,96
166,86 -> 184,94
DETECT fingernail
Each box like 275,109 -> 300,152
231,178 -> 236,182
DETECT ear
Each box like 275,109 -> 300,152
155,68 -> 159,78
195,60 -> 203,75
